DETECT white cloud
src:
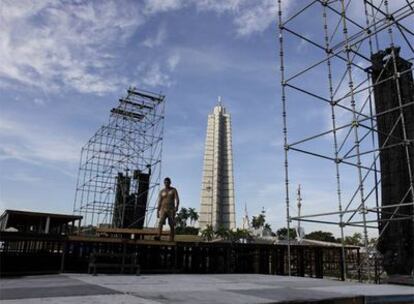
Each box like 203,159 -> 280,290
33,98 -> 46,106
196,0 -> 243,13
144,0 -> 291,36
141,64 -> 173,88
138,52 -> 181,88
0,116 -> 80,165
3,172 -> 43,183
143,26 -> 167,48
196,0 -> 289,36
0,0 -> 143,95
232,0 -> 278,36
167,52 -> 181,70
144,0 -> 184,14
0,0 -> 292,95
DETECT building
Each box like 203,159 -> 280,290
0,209 -> 82,235
242,204 -> 250,230
199,98 -> 236,230
371,47 -> 414,275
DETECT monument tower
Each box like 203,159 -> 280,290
199,98 -> 236,231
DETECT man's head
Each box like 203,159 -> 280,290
164,177 -> 171,188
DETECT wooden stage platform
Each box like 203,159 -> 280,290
1,232 -> 361,281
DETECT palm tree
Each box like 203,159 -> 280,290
225,229 -> 252,243
175,207 -> 190,228
251,214 -> 266,229
264,223 -> 272,231
179,208 -> 190,227
276,227 -> 297,240
181,207 -> 189,225
201,225 -> 214,241
251,216 -> 259,229
215,225 -> 229,240
188,208 -> 199,226
257,214 -> 266,227
239,228 -> 252,240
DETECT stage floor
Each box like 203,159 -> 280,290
1,274 -> 413,303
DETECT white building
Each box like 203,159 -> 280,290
199,99 -> 236,230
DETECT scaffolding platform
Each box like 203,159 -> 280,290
73,87 -> 166,229
277,0 -> 414,280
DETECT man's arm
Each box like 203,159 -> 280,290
157,191 -> 162,217
174,188 -> 180,212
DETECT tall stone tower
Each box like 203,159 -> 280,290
199,98 -> 236,231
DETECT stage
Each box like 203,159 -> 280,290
1,232 -> 360,280
1,274 -> 413,304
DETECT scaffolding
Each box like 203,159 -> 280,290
278,0 -> 414,281
73,87 -> 165,229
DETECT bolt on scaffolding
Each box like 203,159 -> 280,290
73,87 -> 165,229
278,0 -> 414,281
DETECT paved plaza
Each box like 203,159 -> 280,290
1,274 -> 413,303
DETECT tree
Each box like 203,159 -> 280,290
215,225 -> 229,239
188,208 -> 199,226
368,237 -> 377,246
262,223 -> 273,236
201,225 -> 214,241
251,213 -> 266,229
305,230 -> 338,243
276,227 -> 297,240
232,228 -> 253,243
344,232 -> 363,246
175,226 -> 199,235
221,228 -> 251,243
175,207 -> 189,228
175,207 -> 200,235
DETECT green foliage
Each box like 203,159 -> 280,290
201,226 -> 253,243
175,226 -> 199,235
305,230 -> 338,243
251,213 -> 266,229
344,232 -> 363,246
188,207 -> 199,225
215,225 -> 229,239
81,225 -> 96,235
276,227 -> 297,240
175,207 -> 188,228
230,228 -> 253,243
175,207 -> 199,229
201,224 -> 214,241
263,223 -> 274,235
368,237 -> 377,244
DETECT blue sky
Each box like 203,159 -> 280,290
1,0 -> 412,237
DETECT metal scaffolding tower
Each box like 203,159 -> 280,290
278,0 -> 413,281
73,87 -> 165,229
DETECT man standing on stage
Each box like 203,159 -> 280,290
156,177 -> 179,241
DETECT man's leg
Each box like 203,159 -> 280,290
168,213 -> 175,242
157,223 -> 162,240
157,210 -> 166,240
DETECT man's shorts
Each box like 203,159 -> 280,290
159,207 -> 175,226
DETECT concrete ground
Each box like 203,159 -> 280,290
1,274 -> 413,304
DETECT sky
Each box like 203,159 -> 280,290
0,0 -> 412,237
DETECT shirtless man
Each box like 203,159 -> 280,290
156,177 -> 179,241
